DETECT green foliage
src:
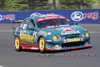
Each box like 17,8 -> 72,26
0,0 -> 99,11
59,0 -> 80,9
0,0 -> 5,11
4,0 -> 51,11
92,0 -> 100,8
59,0 -> 95,9
83,0 -> 95,8
29,0 -> 51,10
5,0 -> 28,11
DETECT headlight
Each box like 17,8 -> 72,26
53,35 -> 58,41
82,34 -> 84,37
59,36 -> 62,39
85,32 -> 89,37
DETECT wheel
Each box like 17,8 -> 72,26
14,37 -> 22,51
39,37 -> 45,53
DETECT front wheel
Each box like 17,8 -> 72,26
39,37 -> 46,53
14,37 -> 22,51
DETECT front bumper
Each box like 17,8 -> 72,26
45,44 -> 92,51
45,39 -> 91,51
45,36 -> 91,51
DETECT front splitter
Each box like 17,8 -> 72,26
45,45 -> 92,51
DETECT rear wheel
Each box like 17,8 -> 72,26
39,37 -> 45,53
14,37 -> 22,51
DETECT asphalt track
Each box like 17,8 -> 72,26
0,24 -> 100,67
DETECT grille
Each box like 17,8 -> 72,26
64,34 -> 79,38
62,41 -> 84,47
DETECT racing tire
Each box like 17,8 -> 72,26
14,37 -> 22,52
39,37 -> 46,53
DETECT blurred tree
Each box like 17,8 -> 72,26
59,0 -> 94,9
83,0 -> 95,8
27,0 -> 31,10
0,0 -> 5,11
4,0 -> 51,11
0,0 -> 98,11
29,0 -> 51,10
97,0 -> 100,7
5,0 -> 28,11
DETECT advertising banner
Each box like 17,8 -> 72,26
0,9 -> 100,24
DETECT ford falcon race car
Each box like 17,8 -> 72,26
13,13 -> 92,53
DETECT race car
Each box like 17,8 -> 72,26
13,13 -> 92,53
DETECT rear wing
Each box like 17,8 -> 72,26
11,20 -> 23,23
11,20 -> 23,30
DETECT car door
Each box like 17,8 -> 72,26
19,19 -> 29,46
25,19 -> 38,48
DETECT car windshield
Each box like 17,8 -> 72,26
37,19 -> 74,28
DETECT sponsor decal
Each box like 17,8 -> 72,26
36,16 -> 67,22
38,30 -> 47,36
81,37 -> 84,41
84,12 -> 98,20
85,42 -> 89,46
67,38 -> 80,42
20,31 -> 33,43
53,45 -> 62,49
0,14 -> 15,21
15,27 -> 19,33
31,47 -> 38,50
62,27 -> 75,31
48,32 -> 51,35
46,25 -> 57,28
36,17 -> 44,22
45,16 -> 58,20
23,24 -> 28,29
64,39 -> 67,43
71,11 -> 84,21
33,31 -> 38,42
61,30 -> 80,35
46,40 -> 52,42
71,11 -> 99,21
0,15 -> 2,21
59,24 -> 70,27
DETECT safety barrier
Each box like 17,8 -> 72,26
0,9 -> 100,24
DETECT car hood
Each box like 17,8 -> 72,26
40,25 -> 87,36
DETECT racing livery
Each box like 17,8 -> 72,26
13,13 -> 92,53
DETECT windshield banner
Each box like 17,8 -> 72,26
36,16 -> 67,22
0,9 -> 100,24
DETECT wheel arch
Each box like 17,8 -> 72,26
37,35 -> 46,43
38,36 -> 43,43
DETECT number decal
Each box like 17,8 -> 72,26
33,31 -> 38,42
23,24 -> 27,29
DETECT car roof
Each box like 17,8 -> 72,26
25,13 -> 64,20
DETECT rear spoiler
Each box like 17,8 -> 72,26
11,20 -> 23,29
11,20 -> 23,23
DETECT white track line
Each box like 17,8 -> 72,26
0,30 -> 100,33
